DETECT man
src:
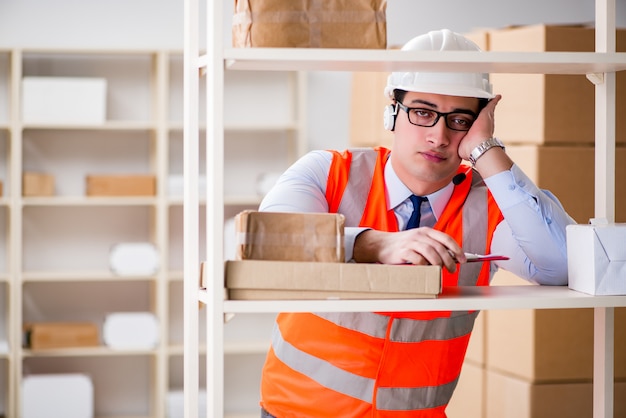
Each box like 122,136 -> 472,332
257,29 -> 575,417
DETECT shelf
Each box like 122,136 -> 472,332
169,122 -> 299,132
21,121 -> 156,131
92,415 -> 150,418
168,342 -> 268,355
213,285 -> 626,314
22,196 -> 158,206
168,195 -> 262,206
22,270 -> 156,282
224,123 -> 300,132
22,346 -> 157,357
215,49 -> 626,74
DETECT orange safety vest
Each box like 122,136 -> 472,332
261,147 -> 504,418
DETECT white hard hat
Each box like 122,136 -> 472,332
384,29 -> 494,99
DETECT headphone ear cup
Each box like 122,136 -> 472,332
383,104 -> 397,131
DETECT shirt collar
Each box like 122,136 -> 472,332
385,157 -> 454,221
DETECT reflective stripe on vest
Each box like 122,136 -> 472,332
271,321 -> 465,411
458,174 -> 487,285
313,311 -> 479,342
332,148 -> 378,227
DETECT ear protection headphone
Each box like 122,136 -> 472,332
383,103 -> 399,131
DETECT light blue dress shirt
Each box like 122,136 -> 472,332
260,150 -> 576,286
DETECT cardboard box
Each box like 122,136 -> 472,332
489,24 -> 626,144
235,210 -> 345,262
505,145 -> 626,223
221,260 -> 442,300
86,174 -> 156,197
464,311 -> 486,365
485,370 -> 626,418
23,322 -> 99,350
22,171 -> 55,196
464,28 -> 490,51
22,76 -> 107,125
349,71 -> 394,148
487,270 -> 626,382
232,0 -> 387,48
567,223 -> 626,295
447,362 -> 484,418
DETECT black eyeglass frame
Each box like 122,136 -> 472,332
395,102 -> 478,132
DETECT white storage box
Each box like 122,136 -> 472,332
567,222 -> 626,295
22,374 -> 93,418
109,242 -> 159,276
103,312 -> 159,350
22,76 -> 107,125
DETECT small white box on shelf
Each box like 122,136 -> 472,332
21,76 -> 107,125
567,221 -> 626,295
22,373 -> 94,418
103,312 -> 159,350
109,242 -> 159,276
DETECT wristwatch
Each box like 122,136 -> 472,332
468,137 -> 505,166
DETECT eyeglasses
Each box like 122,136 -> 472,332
396,102 -> 477,132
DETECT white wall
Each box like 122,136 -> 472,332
1,0 -> 624,150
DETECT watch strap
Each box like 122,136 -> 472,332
468,137 -> 505,166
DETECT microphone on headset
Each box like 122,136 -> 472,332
452,166 -> 473,185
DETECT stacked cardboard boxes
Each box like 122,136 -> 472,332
489,24 -> 626,145
489,24 -> 626,226
484,270 -> 626,418
483,24 -> 626,418
219,211 -> 442,300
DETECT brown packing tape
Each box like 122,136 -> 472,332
233,0 -> 387,48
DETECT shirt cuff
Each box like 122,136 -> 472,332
483,164 -> 542,211
345,227 -> 370,262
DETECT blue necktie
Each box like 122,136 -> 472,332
406,195 -> 427,229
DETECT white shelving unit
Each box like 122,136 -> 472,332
184,1 -> 626,418
0,42 -> 305,417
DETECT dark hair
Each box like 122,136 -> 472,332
393,89 -> 489,113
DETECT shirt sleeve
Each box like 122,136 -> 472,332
484,164 -> 577,285
258,150 -> 364,261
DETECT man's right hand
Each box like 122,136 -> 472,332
352,228 -> 466,273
